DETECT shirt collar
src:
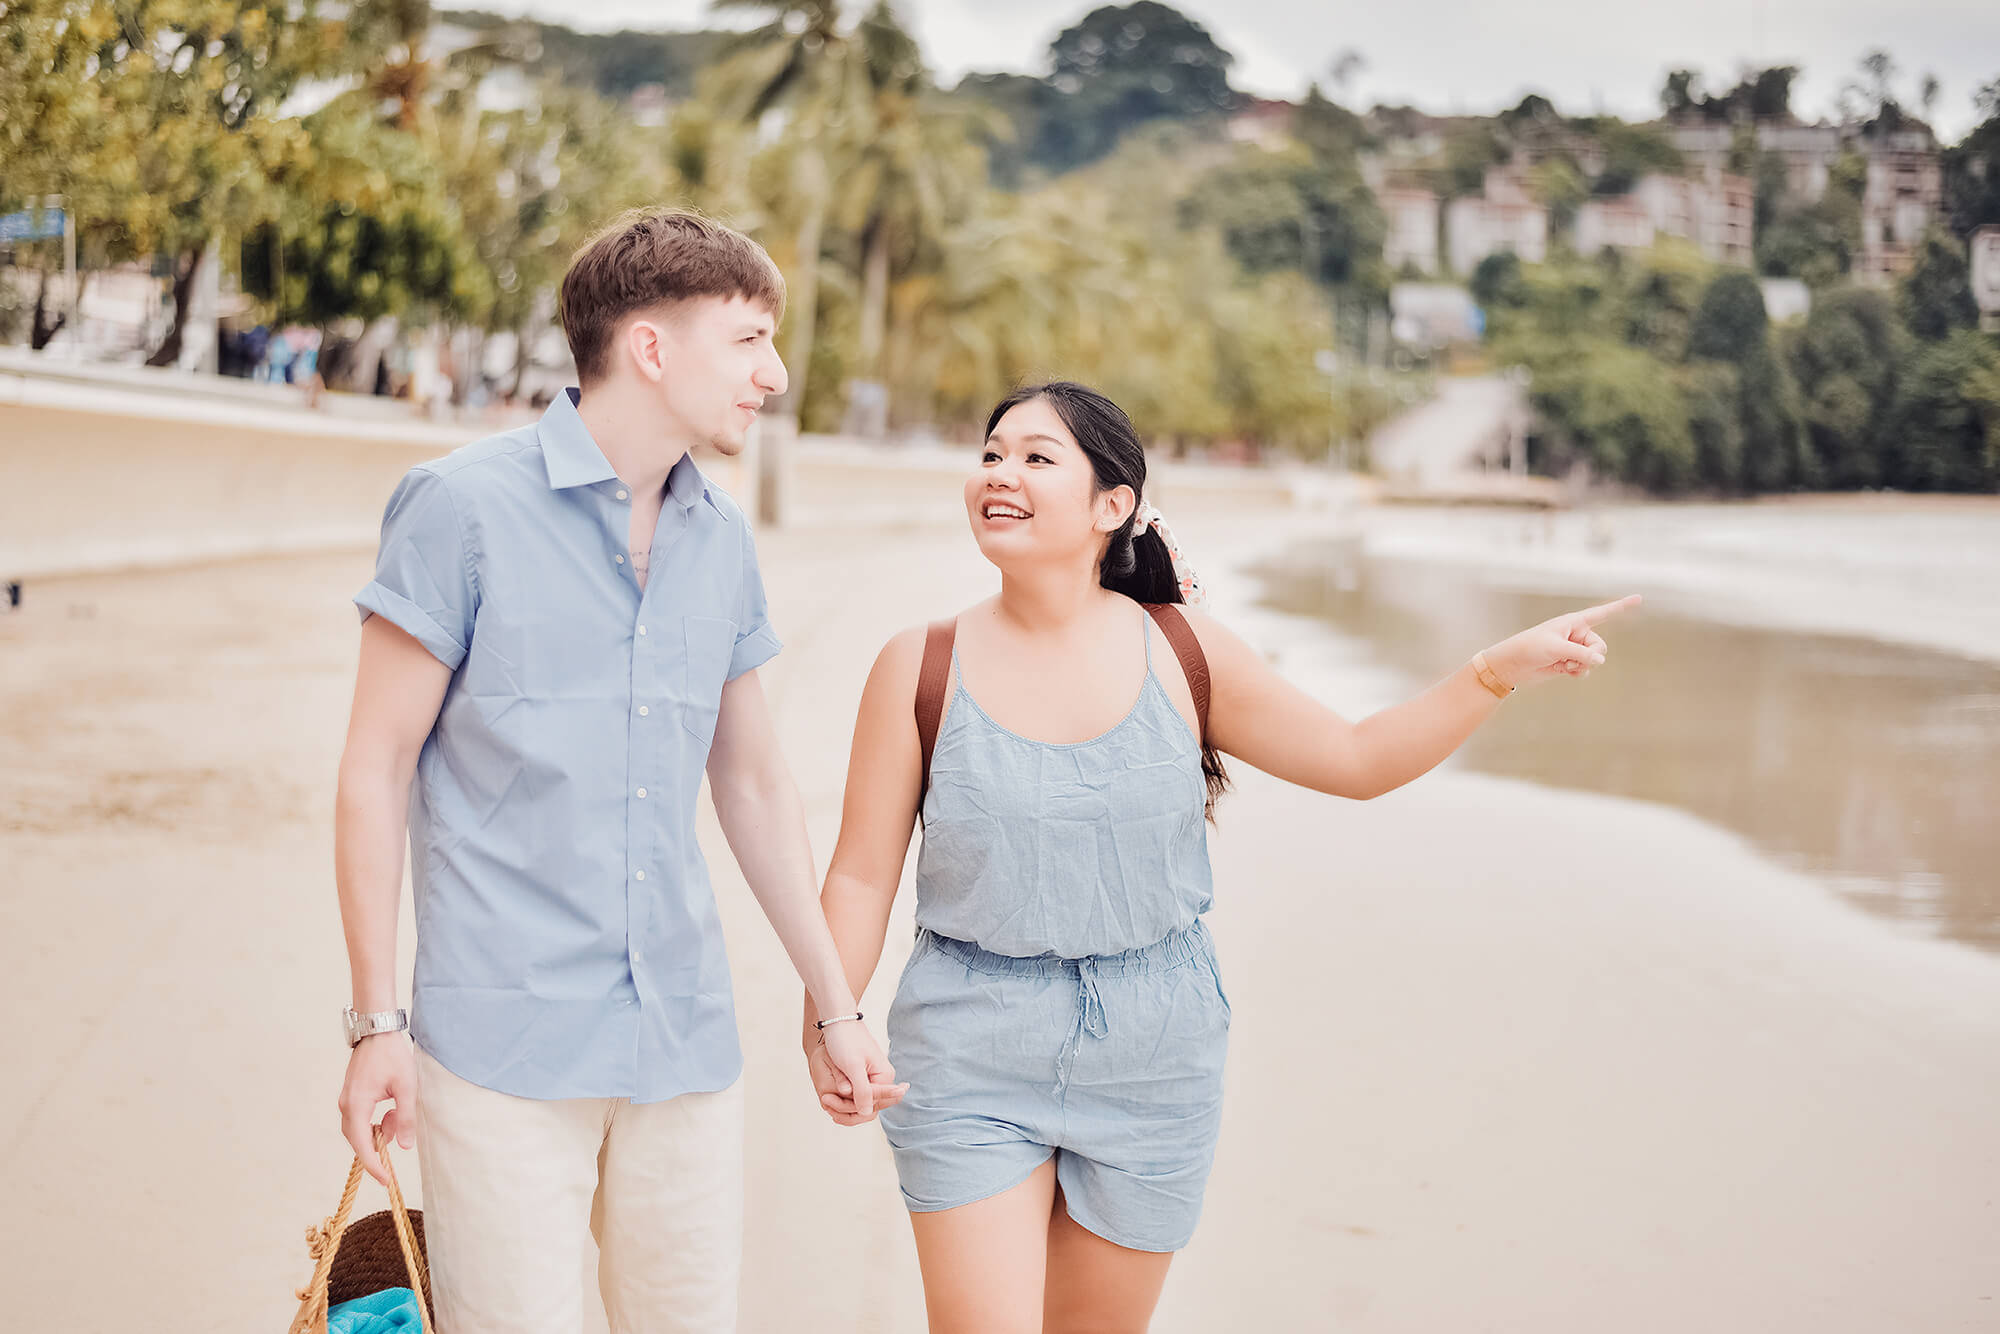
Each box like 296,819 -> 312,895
541,387 -> 728,519
666,450 -> 726,517
539,387 -> 618,490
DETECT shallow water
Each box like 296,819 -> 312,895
1254,542 -> 2000,954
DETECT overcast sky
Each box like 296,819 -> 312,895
463,0 -> 1999,140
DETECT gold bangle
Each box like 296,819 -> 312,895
1471,651 -> 1513,699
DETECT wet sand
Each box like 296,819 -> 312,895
1345,494 -> 2000,668
3,415 -> 1999,1331
1252,542 -> 2000,953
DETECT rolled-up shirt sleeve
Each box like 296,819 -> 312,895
354,466 -> 477,670
728,519 -> 782,681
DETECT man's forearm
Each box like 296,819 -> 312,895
334,761 -> 414,1013
711,770 -> 858,1020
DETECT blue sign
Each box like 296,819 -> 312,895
0,208 -> 66,243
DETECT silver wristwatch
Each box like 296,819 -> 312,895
343,1006 -> 409,1048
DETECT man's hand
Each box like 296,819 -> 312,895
809,1021 -> 907,1126
339,1033 -> 419,1185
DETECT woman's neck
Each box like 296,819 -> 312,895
993,561 -> 1115,636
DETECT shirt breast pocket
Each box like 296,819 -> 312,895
681,615 -> 737,747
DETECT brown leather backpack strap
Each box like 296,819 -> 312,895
1144,602 -> 1210,745
915,617 -> 957,803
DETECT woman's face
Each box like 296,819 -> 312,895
965,396 -> 1131,573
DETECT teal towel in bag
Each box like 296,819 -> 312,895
326,1286 -> 422,1333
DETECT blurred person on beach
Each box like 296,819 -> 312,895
808,380 -> 1638,1332
332,207 -> 901,1332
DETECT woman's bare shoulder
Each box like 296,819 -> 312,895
1163,603 -> 1264,679
873,600 -> 988,686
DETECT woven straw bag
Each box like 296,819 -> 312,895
286,1125 -> 435,1333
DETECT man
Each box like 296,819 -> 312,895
334,208 -> 904,1331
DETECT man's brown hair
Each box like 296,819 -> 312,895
558,207 -> 786,384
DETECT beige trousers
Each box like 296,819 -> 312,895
413,1046 -> 744,1333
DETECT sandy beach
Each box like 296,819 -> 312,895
3,399 -> 1998,1332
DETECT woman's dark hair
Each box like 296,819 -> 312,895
984,380 -> 1231,815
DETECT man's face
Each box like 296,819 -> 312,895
651,295 -> 788,457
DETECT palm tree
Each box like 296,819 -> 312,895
703,0 -> 878,517
829,3 -> 997,435
888,192 -> 1140,425
353,1 -> 539,136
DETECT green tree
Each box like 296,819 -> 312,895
1687,270 -> 1768,362
1899,228 -> 1980,341
1680,361 -> 1745,488
1433,122 -> 1508,198
1175,86 -> 1384,355
1178,146 -> 1383,289
1688,271 -> 1806,489
943,71 -> 1051,189
1660,70 -> 1702,119
1532,156 -> 1590,239
0,3 -> 121,346
829,3 -> 993,408
1787,287 -> 1903,487
1618,241 -> 1710,361
1531,341 -> 1698,490
0,1 -> 380,364
1660,66 -> 1797,122
882,200 -> 1123,424
1749,148 -> 1790,233
703,0 -> 879,486
1844,49 -> 1903,125
241,99 -> 481,328
1593,123 -> 1682,196
1758,201 -> 1857,286
1747,66 -> 1799,119
1941,76 -> 2000,236
1758,148 -> 1867,285
437,78 -> 653,388
444,9 -> 733,100
1470,252 -> 1527,311
1034,1 -> 1239,171
1887,331 -> 2000,490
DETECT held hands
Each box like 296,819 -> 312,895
807,1019 -> 909,1127
1482,594 -> 1643,689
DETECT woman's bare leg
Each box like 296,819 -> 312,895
908,1158 -> 1059,1334
1041,1183 -> 1175,1334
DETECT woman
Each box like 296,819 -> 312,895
803,381 -> 1638,1332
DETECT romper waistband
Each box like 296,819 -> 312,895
916,919 -> 1210,979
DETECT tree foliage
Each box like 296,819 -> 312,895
1898,228 -> 1980,341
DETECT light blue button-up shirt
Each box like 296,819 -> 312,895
355,388 -> 781,1102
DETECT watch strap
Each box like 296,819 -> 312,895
344,1006 -> 409,1047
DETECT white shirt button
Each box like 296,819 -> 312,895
615,554 -> 625,564
637,625 -> 647,636
616,489 -> 629,500
635,869 -> 646,881
635,787 -> 647,799
638,705 -> 650,716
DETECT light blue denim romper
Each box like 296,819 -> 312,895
879,604 -> 1231,1253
